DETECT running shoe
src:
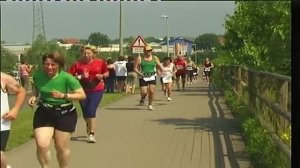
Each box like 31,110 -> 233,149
167,97 -> 171,101
148,105 -> 154,111
88,134 -> 97,143
139,99 -> 145,105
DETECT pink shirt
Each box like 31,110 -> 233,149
20,64 -> 29,76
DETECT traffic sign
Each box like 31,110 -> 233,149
131,35 -> 147,47
132,47 -> 145,54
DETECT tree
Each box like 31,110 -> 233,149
88,32 -> 111,47
0,47 -> 18,72
194,33 -> 220,52
80,39 -> 88,44
218,1 -> 291,75
25,34 -> 67,68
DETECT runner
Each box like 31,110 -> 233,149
186,57 -> 196,85
158,56 -> 176,101
1,72 -> 26,168
173,53 -> 187,91
28,52 -> 86,168
69,45 -> 109,143
134,46 -> 163,110
203,58 -> 214,85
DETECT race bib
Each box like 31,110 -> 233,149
143,75 -> 156,82
162,76 -> 172,83
176,65 -> 184,70
204,68 -> 210,71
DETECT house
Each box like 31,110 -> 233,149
2,43 -> 31,60
161,37 -> 194,56
59,38 -> 80,45
57,38 -> 81,50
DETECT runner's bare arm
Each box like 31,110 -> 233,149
28,85 -> 39,107
172,64 -> 177,74
63,87 -> 86,101
1,72 -> 26,120
155,56 -> 163,72
134,56 -> 143,76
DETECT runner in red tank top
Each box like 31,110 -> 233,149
174,54 -> 187,90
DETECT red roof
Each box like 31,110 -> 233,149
60,38 -> 80,44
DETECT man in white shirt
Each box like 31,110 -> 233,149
1,72 -> 26,168
114,56 -> 127,93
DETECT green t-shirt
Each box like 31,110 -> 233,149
141,56 -> 157,75
33,69 -> 82,105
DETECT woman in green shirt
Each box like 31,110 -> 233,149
28,52 -> 86,168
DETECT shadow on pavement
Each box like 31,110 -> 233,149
70,136 -> 88,143
151,86 -> 250,168
105,107 -> 145,111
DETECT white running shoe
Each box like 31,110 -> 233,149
88,134 -> 97,143
148,105 -> 154,111
167,97 -> 171,101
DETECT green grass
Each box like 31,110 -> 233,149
6,92 -> 127,151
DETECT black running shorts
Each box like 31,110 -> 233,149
33,105 -> 78,133
1,130 -> 10,151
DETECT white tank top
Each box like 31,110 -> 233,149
1,86 -> 11,131
161,63 -> 174,77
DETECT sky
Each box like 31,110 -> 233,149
1,1 -> 236,43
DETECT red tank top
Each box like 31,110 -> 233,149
174,59 -> 186,74
204,62 -> 212,68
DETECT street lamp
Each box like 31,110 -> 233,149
178,37 -> 184,55
161,15 -> 169,57
119,1 -> 124,56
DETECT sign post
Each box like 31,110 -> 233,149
131,35 -> 147,54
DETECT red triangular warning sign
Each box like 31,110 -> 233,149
131,35 -> 147,47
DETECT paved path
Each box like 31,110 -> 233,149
6,81 -> 252,168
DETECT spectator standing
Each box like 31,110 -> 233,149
105,58 -> 116,93
125,56 -> 137,94
114,56 -> 127,93
19,60 -> 32,92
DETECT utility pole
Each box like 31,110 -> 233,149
32,2 -> 46,43
161,15 -> 169,57
119,1 -> 124,56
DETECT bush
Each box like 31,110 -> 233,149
217,79 -> 289,168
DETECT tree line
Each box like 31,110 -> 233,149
215,1 -> 291,76
1,31 -> 222,72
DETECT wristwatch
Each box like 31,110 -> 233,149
63,93 -> 68,99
